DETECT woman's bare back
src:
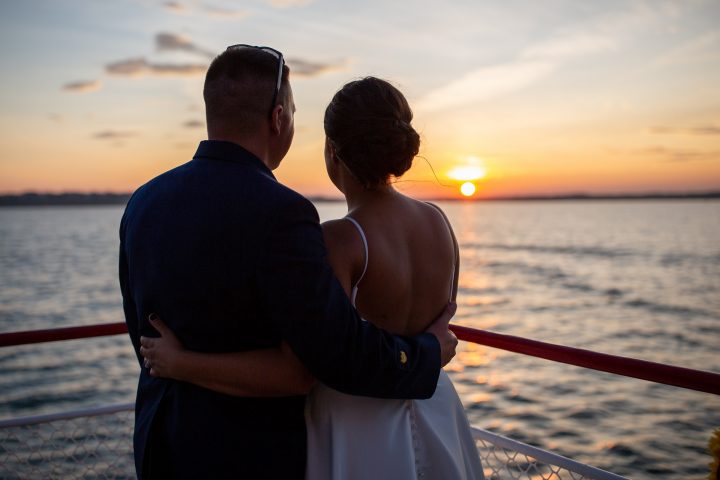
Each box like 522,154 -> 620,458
323,191 -> 458,337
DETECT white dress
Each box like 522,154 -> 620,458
305,217 -> 484,480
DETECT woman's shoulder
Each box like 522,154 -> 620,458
400,196 -> 453,232
421,201 -> 453,227
321,218 -> 366,260
321,218 -> 367,292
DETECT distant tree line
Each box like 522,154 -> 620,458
0,191 -> 718,206
0,193 -> 132,206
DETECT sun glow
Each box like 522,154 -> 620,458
446,156 -> 487,182
447,165 -> 487,181
460,182 -> 476,197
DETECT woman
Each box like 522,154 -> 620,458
141,77 -> 484,479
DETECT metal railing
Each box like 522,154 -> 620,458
2,322 -> 718,396
4,321 -> 719,479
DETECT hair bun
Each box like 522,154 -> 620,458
324,77 -> 420,188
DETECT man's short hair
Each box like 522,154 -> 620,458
204,48 -> 290,134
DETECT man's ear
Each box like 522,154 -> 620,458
270,104 -> 284,135
326,137 -> 339,164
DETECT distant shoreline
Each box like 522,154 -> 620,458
0,191 -> 718,206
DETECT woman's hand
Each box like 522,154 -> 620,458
139,314 -> 315,396
139,314 -> 186,379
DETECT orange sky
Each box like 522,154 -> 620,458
1,1 -> 718,199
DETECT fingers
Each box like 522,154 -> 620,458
139,336 -> 154,370
148,314 -> 170,336
442,302 -> 457,326
449,329 -> 458,352
432,302 -> 457,330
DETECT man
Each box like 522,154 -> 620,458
119,45 -> 457,479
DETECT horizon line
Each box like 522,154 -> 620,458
1,190 -> 719,206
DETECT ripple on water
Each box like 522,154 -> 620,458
505,392 -> 535,404
506,411 -> 550,423
549,429 -> 581,439
654,419 -> 698,431
605,442 -> 638,458
566,407 -> 610,421
546,383 -> 578,396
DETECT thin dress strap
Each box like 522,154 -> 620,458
344,216 -> 368,307
425,202 -> 458,300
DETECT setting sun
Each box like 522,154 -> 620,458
460,182 -> 477,197
448,157 -> 485,198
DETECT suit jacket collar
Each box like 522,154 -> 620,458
193,140 -> 276,180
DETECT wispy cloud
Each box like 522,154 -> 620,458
162,1 -> 185,13
636,146 -> 718,163
287,57 -> 348,78
183,120 -> 204,128
268,0 -> 314,8
92,130 -> 138,140
652,30 -> 720,67
205,6 -> 249,19
521,34 -> 616,60
162,2 -> 248,19
417,32 -> 615,112
416,61 -> 554,112
106,58 -> 207,77
62,80 -> 102,93
650,125 -> 720,135
156,33 -> 215,59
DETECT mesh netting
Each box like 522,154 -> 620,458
0,405 -> 621,480
0,408 -> 135,480
476,436 -> 586,480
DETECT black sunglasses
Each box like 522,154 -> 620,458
226,44 -> 284,115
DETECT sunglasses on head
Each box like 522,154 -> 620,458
226,44 -> 285,116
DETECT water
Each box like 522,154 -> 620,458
1,201 -> 719,479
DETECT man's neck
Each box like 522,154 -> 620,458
207,133 -> 273,170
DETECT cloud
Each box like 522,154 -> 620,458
286,57 -> 347,77
652,30 -> 720,67
204,6 -> 250,19
636,146 -> 718,163
416,61 -> 554,112
162,1 -> 185,13
156,33 -> 215,59
183,120 -> 204,128
62,80 -> 102,93
106,58 -> 207,77
268,0 -> 313,8
162,2 -> 248,19
416,31 -> 616,112
521,34 -> 617,60
650,125 -> 720,135
92,130 -> 138,140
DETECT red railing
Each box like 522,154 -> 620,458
449,325 -> 720,396
1,322 -> 718,396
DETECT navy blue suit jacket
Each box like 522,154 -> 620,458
119,141 -> 441,479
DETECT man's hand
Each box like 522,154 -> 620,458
139,314 -> 186,379
425,302 -> 458,367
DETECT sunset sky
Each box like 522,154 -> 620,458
1,0 -> 719,198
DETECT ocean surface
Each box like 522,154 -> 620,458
1,200 -> 718,479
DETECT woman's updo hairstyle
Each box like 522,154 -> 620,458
324,77 -> 420,189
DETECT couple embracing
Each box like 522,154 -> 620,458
120,44 -> 484,479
